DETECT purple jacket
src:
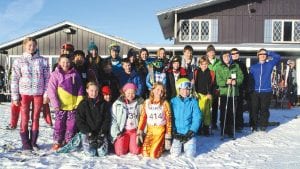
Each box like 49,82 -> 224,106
47,66 -> 84,110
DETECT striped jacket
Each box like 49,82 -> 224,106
11,52 -> 50,101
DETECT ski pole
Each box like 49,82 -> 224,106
222,84 -> 231,139
232,84 -> 236,139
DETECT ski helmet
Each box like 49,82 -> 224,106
175,78 -> 192,95
109,43 -> 120,52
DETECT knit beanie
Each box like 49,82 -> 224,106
88,42 -> 98,52
101,86 -> 111,95
122,83 -> 137,92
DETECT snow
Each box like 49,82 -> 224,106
0,102 -> 300,169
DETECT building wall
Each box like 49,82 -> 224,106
0,25 -> 138,66
176,0 -> 300,44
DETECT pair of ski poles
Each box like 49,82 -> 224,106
221,82 -> 236,140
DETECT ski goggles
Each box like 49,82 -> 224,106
178,81 -> 192,90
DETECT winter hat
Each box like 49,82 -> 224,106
206,44 -> 216,52
61,43 -> 74,52
88,42 -> 98,52
109,43 -> 120,52
122,83 -> 137,92
101,85 -> 111,95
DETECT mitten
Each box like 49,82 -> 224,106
136,130 -> 144,147
164,134 -> 172,150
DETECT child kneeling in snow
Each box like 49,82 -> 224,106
170,78 -> 202,157
111,83 -> 144,156
137,82 -> 172,158
57,82 -> 110,157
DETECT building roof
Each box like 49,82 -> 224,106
157,0 -> 229,39
0,20 -> 140,49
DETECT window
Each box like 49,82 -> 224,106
271,20 -> 300,43
179,19 -> 218,42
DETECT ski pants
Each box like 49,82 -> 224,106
211,92 -> 219,126
10,102 -> 20,128
250,92 -> 272,128
20,95 -> 43,133
53,110 -> 76,144
170,137 -> 197,157
114,129 -> 141,156
142,125 -> 165,158
198,93 -> 212,126
220,96 -> 234,135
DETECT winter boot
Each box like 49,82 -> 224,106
20,131 -> 32,151
30,130 -> 39,151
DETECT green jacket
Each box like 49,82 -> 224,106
215,63 -> 244,97
208,58 -> 221,72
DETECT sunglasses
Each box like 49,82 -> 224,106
258,53 -> 267,56
179,82 -> 192,89
231,52 -> 239,55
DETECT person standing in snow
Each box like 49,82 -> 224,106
47,54 -> 84,151
11,37 -> 50,151
170,78 -> 201,157
249,49 -> 281,132
110,83 -> 144,156
137,83 -> 172,158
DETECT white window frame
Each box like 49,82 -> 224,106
179,19 -> 212,42
271,20 -> 300,43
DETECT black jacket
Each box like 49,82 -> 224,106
76,98 -> 111,137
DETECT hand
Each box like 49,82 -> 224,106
164,134 -> 172,150
206,94 -> 212,100
43,97 -> 50,104
13,101 -> 20,107
226,79 -> 232,85
136,130 -> 144,147
231,79 -> 236,86
181,130 -> 195,144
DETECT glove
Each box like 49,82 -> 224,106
164,134 -> 172,150
173,132 -> 185,142
88,133 -> 98,148
181,130 -> 195,144
96,133 -> 105,147
136,130 -> 144,147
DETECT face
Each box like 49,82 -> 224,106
289,62 -> 295,68
183,50 -> 192,60
153,85 -> 164,100
111,50 -> 119,59
207,50 -> 215,59
89,49 -> 97,57
199,61 -> 208,71
59,57 -> 71,72
61,49 -> 72,55
74,54 -> 84,65
257,51 -> 267,62
222,54 -> 230,65
24,40 -> 37,54
86,85 -> 99,99
179,88 -> 190,98
124,89 -> 136,102
140,51 -> 148,61
103,94 -> 111,102
158,50 -> 165,59
172,62 -> 180,70
128,56 -> 135,63
103,64 -> 112,73
122,62 -> 131,74
231,51 -> 240,60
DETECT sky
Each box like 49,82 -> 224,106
0,0 -> 196,45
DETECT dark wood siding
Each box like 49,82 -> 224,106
176,0 -> 300,44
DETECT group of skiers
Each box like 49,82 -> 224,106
9,36 -> 297,158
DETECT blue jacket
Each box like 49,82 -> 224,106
117,70 -> 144,96
249,51 -> 281,93
170,96 -> 202,134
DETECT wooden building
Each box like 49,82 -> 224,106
0,21 -> 139,68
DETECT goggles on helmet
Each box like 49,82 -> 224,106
178,81 -> 192,90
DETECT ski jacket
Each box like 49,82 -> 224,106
215,62 -> 243,97
194,68 -> 215,95
11,52 -> 50,101
76,98 -> 110,136
110,96 -> 144,142
47,66 -> 84,110
249,51 -> 281,93
208,58 -> 221,72
117,70 -> 144,96
166,68 -> 188,100
170,96 -> 202,134
146,71 -> 166,90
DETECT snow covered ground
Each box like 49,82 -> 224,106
0,102 -> 300,169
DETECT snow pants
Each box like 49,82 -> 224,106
10,103 -> 20,128
142,125 -> 165,158
53,110 -> 76,144
19,95 -> 43,133
170,137 -> 197,157
198,93 -> 212,126
250,92 -> 272,128
220,96 -> 234,136
114,129 -> 141,156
